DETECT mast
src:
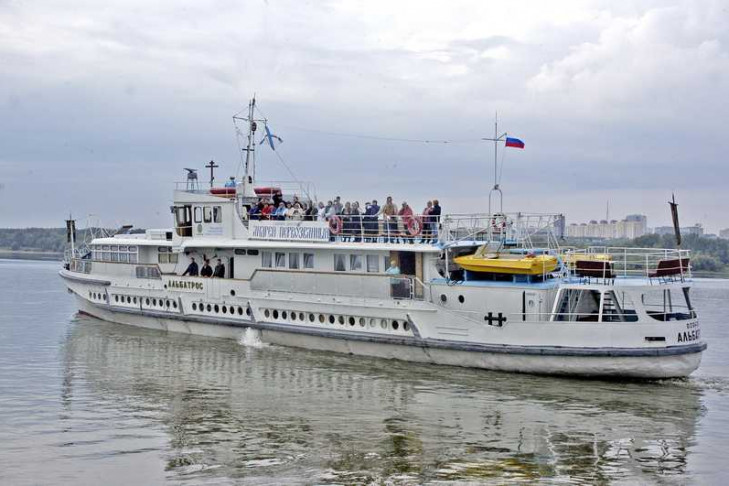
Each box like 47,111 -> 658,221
244,97 -> 256,184
484,113 -> 507,215
234,96 -> 263,198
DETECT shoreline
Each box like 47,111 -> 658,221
0,250 -> 63,262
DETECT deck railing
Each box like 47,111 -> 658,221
564,247 -> 692,281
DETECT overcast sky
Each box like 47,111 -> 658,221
1,0 -> 727,232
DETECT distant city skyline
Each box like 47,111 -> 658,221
1,1 -> 727,231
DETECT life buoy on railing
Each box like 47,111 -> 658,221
405,216 -> 423,237
329,216 -> 343,235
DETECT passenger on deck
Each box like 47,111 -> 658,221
273,202 -> 287,221
182,258 -> 199,276
213,259 -> 225,278
364,200 -> 380,242
324,201 -> 335,220
430,199 -> 442,242
248,203 -> 261,220
317,202 -> 327,222
200,259 -> 213,277
422,200 -> 433,242
333,196 -> 343,215
224,177 -> 236,188
306,202 -> 319,221
261,201 -> 274,220
341,202 -> 353,241
351,202 -> 363,242
398,201 -> 414,243
287,202 -> 305,221
381,196 -> 398,243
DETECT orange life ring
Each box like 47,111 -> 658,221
329,216 -> 343,235
405,216 -> 423,237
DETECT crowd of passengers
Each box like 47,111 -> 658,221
247,194 -> 442,243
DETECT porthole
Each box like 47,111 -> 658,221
246,307 -> 251,316
207,304 -> 212,312
338,315 -> 345,325
115,295 -> 119,302
291,312 -> 296,321
319,314 -> 325,323
348,316 -> 355,326
369,318 -> 376,328
127,296 -> 131,304
282,311 -> 288,320
380,319 -> 387,329
192,303 -> 197,311
328,315 -> 335,324
214,304 -> 219,313
104,294 -> 108,302
299,312 -> 305,321
133,297 -> 137,304
230,290 -> 236,296
392,320 -> 399,330
273,310 -> 279,319
237,306 -> 243,315
440,294 -> 447,303
173,301 -> 178,309
403,322 -> 410,332
309,313 -> 315,322
146,298 -> 150,305
222,306 -> 227,314
166,300 -> 170,307
152,298 -> 157,306
458,295 -> 465,304
359,317 -> 366,327
264,309 -> 270,318
88,292 -> 92,298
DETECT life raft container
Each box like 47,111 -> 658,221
210,187 -> 236,196
254,186 -> 282,196
329,216 -> 343,235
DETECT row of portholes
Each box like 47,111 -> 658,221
89,291 -> 108,302
112,294 -> 178,310
440,294 -> 466,304
261,309 -> 410,333
191,302 -> 251,317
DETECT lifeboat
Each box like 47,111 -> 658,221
454,253 -> 559,275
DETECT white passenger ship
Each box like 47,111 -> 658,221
60,99 -> 705,378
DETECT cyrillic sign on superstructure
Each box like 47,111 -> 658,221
249,221 -> 330,242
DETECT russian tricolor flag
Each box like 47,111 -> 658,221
505,137 -> 525,149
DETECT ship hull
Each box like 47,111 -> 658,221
73,295 -> 704,379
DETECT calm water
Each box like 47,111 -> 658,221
1,260 -> 728,485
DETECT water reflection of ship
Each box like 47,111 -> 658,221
61,314 -> 704,483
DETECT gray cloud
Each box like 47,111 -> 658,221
0,0 -> 727,232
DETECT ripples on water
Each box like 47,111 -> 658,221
0,260 -> 727,485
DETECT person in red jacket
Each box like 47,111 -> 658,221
261,201 -> 274,220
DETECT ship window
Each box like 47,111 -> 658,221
261,251 -> 272,268
247,249 -> 259,256
366,255 -> 379,273
303,253 -> 314,269
275,252 -> 286,268
194,207 -> 202,223
213,206 -> 222,223
554,289 -> 601,322
334,254 -> 346,272
350,255 -> 363,272
289,253 -> 300,269
601,291 -> 639,322
158,247 -> 178,264
642,287 -> 695,321
203,206 -> 212,223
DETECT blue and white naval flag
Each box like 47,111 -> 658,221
260,125 -> 283,150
